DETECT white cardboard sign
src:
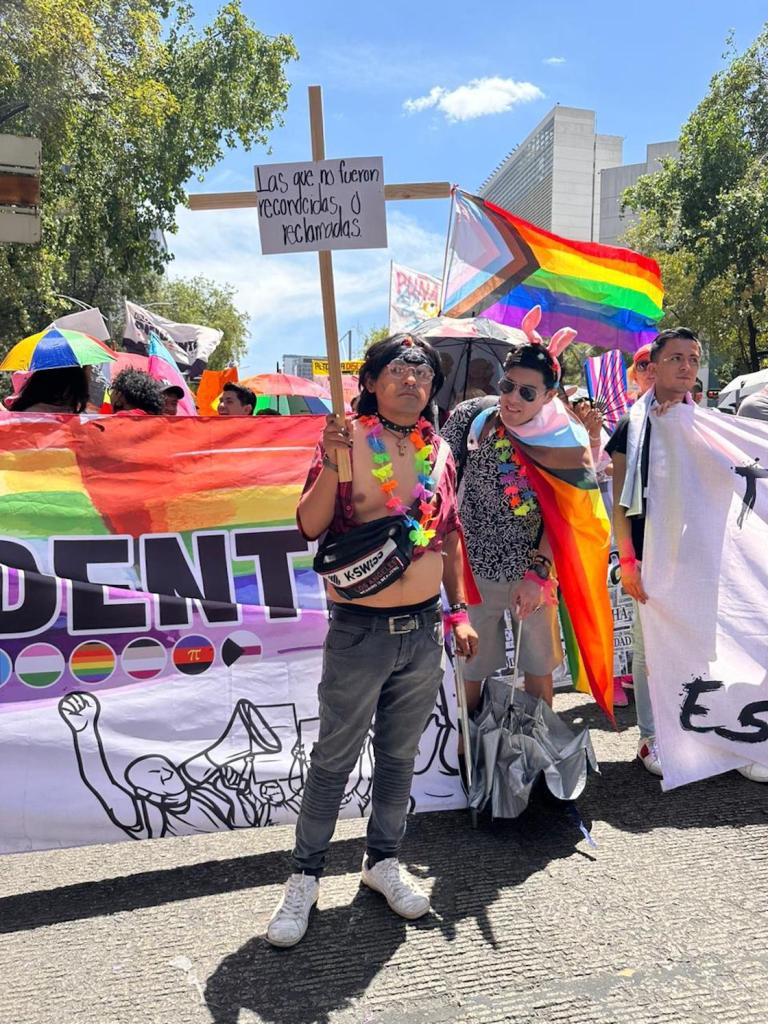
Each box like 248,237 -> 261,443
254,156 -> 387,255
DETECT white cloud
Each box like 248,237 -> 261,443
168,207 -> 446,374
543,56 -> 566,65
403,76 -> 543,122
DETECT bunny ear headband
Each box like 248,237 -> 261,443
519,305 -> 577,382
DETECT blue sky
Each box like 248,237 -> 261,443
169,1 -> 767,374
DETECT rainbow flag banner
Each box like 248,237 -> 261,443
0,417 -> 464,854
442,191 -> 663,354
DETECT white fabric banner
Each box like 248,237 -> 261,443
641,405 -> 768,789
0,647 -> 463,854
389,263 -> 440,334
53,307 -> 111,342
123,300 -> 223,375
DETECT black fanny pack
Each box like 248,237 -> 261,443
313,514 -> 415,600
313,438 -> 450,600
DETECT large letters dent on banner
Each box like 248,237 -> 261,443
0,416 -> 464,853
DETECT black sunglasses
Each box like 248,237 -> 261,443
498,378 -> 542,403
635,360 -> 650,371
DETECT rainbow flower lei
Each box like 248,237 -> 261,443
359,415 -> 438,546
495,425 -> 538,517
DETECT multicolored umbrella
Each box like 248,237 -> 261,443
240,373 -> 332,399
253,395 -> 333,416
0,327 -> 118,372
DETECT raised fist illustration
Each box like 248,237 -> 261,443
59,692 -> 100,733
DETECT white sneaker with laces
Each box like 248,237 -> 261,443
637,736 -> 663,777
266,873 -> 319,948
737,762 -> 768,783
361,857 -> 430,920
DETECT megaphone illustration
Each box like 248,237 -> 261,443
182,700 -> 282,783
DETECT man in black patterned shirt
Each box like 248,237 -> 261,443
442,344 -> 562,720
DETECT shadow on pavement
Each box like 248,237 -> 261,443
205,899 -> 410,1024
204,802 -> 593,1023
0,841 -> 351,936
557,700 -> 768,834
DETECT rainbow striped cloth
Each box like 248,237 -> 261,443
442,191 -> 663,354
584,349 -> 629,433
470,398 -> 614,720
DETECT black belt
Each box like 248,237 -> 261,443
329,601 -> 441,635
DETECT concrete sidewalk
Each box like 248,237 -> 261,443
2,693 -> 768,1024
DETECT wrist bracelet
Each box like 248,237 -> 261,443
526,560 -> 550,581
322,454 -> 339,472
443,610 -> 470,627
449,602 -> 468,613
523,571 -> 559,607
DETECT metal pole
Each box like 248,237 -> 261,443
453,651 -> 474,795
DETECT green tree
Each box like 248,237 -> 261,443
139,274 -> 250,369
362,325 -> 389,351
621,213 -> 763,383
0,0 -> 296,355
623,26 -> 768,371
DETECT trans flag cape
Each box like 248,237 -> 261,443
442,191 -> 663,355
0,416 -> 464,854
469,399 -> 614,720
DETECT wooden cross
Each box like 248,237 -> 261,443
188,85 -> 450,480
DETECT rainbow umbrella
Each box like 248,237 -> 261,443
253,395 -> 334,416
0,327 -> 118,372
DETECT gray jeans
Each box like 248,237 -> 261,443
292,600 -> 445,876
632,600 -> 654,739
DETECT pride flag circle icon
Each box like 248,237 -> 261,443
15,643 -> 65,688
222,630 -> 263,668
69,641 -> 116,685
172,635 -> 215,676
0,649 -> 12,689
121,638 -> 167,681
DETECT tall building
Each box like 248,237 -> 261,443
281,354 -> 319,379
598,141 -> 680,245
478,106 -> 623,242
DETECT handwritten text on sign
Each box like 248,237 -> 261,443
254,157 -> 387,255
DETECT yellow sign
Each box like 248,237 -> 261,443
312,359 -> 363,376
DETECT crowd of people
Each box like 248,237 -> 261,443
265,326 -> 768,949
3,327 -> 767,951
3,367 -> 264,418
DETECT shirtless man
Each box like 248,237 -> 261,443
266,334 -> 477,948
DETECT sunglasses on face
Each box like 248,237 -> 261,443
385,359 -> 435,383
635,361 -> 650,372
498,377 -> 543,403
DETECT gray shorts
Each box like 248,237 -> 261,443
466,576 -> 563,681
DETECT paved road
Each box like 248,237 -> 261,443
2,693 -> 768,1024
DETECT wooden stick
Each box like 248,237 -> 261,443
308,85 -> 352,482
187,181 -> 452,211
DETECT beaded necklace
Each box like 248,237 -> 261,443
494,423 -> 538,517
359,414 -> 438,546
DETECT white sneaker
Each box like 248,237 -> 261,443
361,857 -> 430,920
637,736 -> 663,777
266,873 -> 319,948
737,762 -> 768,783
